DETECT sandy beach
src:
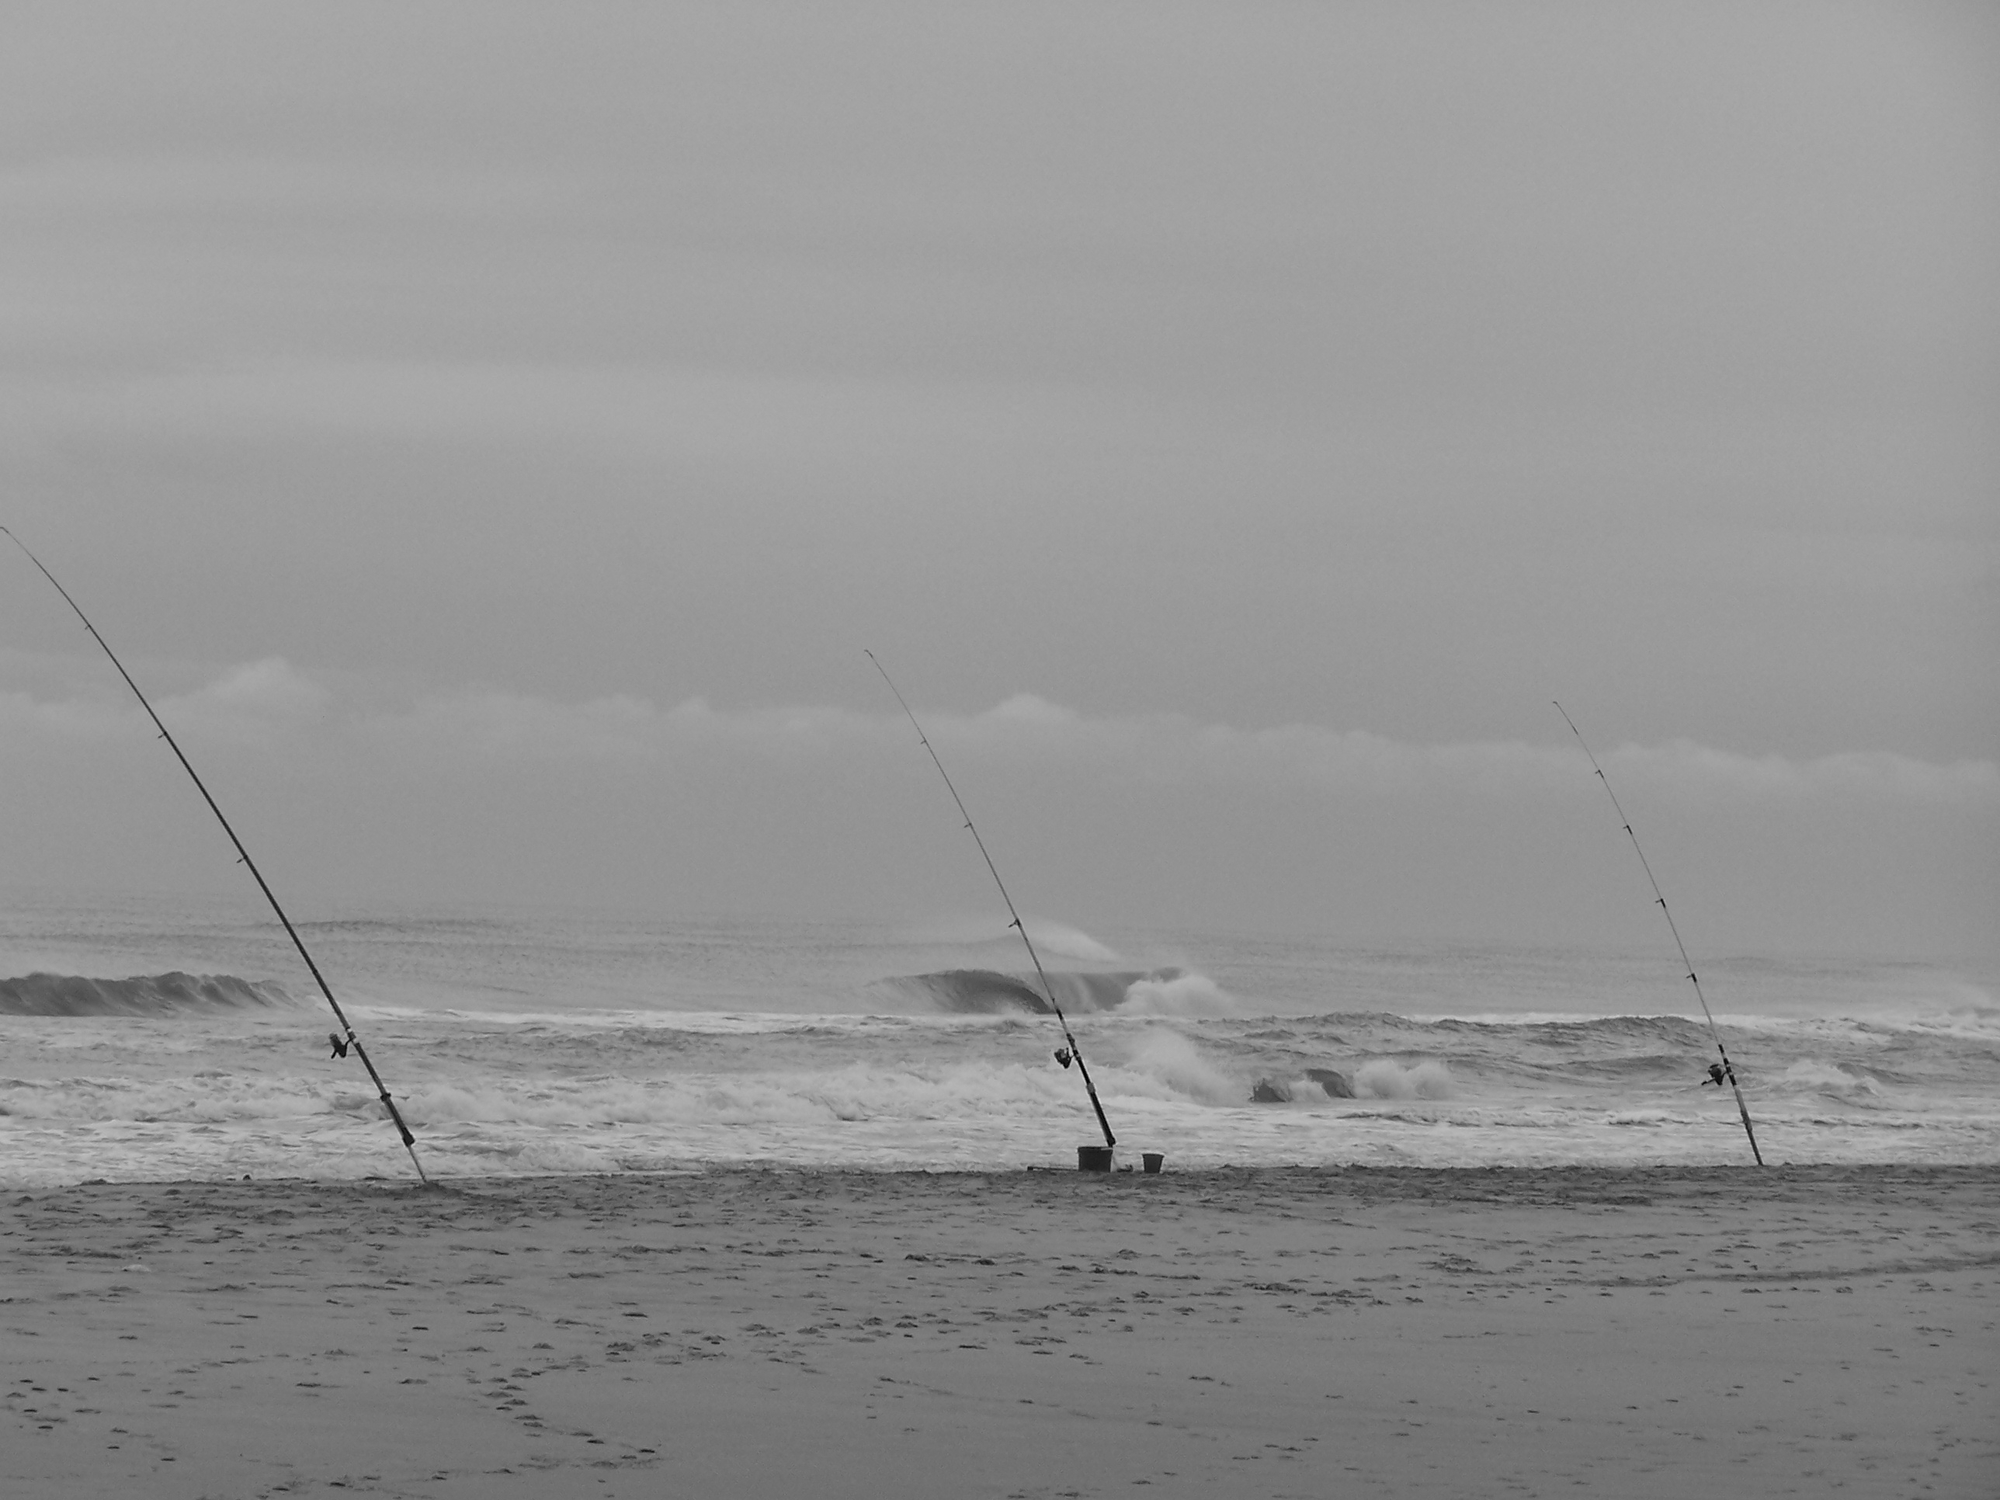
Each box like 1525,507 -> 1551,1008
3,1164 -> 1993,1499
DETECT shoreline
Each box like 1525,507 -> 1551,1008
7,1163 -> 1995,1497
31,1154 -> 2000,1179
27,1157 -> 2000,1194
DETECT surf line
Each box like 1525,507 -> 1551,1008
868,652 -> 1117,1152
1554,701 -> 1765,1166
4,528 -> 429,1183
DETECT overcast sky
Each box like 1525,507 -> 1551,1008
3,3 -> 1994,960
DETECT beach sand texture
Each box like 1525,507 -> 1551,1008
4,1164 -> 1993,1499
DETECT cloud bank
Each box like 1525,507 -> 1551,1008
5,658 -> 1992,808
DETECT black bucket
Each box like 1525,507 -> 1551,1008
1142,1152 -> 1164,1174
1076,1146 -> 1114,1172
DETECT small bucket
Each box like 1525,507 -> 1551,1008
1076,1146 -> 1114,1172
1142,1152 -> 1165,1174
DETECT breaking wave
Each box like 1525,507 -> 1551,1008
885,966 -> 1205,1015
1353,1058 -> 1459,1100
1767,1059 -> 1891,1100
0,971 -> 296,1017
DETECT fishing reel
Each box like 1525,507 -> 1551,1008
328,1032 -> 350,1060
1702,1062 -> 1728,1087
1053,1047 -> 1073,1070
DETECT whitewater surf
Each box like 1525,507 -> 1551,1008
3,896 -> 1993,1187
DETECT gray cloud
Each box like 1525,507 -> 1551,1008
8,657 -> 1989,806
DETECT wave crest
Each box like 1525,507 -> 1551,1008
0,972 -> 296,1017
886,967 -> 1204,1015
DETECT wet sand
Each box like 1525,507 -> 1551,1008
4,1164 -> 1994,1498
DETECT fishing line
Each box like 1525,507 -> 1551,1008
4,527 -> 429,1182
1554,701 -> 1764,1165
868,652 -> 1117,1150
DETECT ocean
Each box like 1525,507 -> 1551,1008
3,892 -> 1995,1187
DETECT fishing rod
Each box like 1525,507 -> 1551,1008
4,527 -> 429,1183
868,652 -> 1117,1151
1554,701 -> 1764,1166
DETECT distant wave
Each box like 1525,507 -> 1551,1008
0,971 -> 296,1017
294,917 -> 510,935
885,967 -> 1190,1015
